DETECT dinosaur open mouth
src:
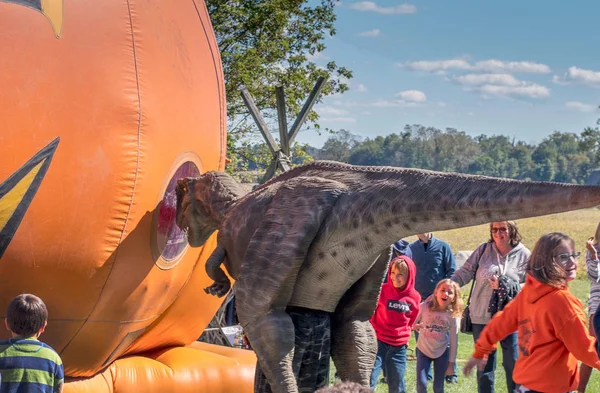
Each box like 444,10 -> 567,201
155,161 -> 199,262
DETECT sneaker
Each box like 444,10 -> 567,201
445,375 -> 458,384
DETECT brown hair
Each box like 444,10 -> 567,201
594,221 -> 600,246
489,221 -> 522,247
527,232 -> 574,288
429,279 -> 464,318
390,257 -> 408,276
6,294 -> 48,337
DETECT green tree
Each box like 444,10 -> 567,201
319,129 -> 361,162
207,0 -> 352,167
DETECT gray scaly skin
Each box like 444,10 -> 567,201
175,160 -> 600,393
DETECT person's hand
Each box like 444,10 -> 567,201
587,237 -> 598,260
463,356 -> 487,376
445,362 -> 454,376
412,323 -> 423,332
489,275 -> 499,290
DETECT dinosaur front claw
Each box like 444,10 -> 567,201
204,281 -> 231,298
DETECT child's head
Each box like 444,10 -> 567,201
430,279 -> 464,317
389,257 -> 409,289
527,232 -> 579,288
5,294 -> 48,338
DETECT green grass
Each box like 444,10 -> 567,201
334,209 -> 600,392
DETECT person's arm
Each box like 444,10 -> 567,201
472,294 -> 519,358
586,239 -> 600,283
446,316 -> 459,376
444,244 -> 457,279
558,310 -> 600,370
451,243 -> 485,286
54,360 -> 64,393
413,302 -> 425,332
464,298 -> 519,376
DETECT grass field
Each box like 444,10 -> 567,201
337,209 -> 600,392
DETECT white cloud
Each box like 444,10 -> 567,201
399,59 -> 471,73
450,73 -> 521,87
399,59 -> 550,74
355,83 -> 368,92
358,29 -> 381,37
565,101 -> 599,112
350,1 -> 417,15
395,89 -> 427,102
317,106 -> 349,115
449,73 -> 549,99
437,102 -> 447,107
320,117 -> 357,123
554,66 -> 600,87
475,84 -> 550,99
306,52 -> 329,61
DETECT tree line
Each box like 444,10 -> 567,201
308,125 -> 600,184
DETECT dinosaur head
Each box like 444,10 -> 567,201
175,171 -> 247,247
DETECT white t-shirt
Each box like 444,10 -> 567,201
415,303 -> 459,362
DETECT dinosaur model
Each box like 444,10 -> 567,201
175,160 -> 600,393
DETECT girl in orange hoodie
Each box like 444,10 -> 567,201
463,232 -> 600,393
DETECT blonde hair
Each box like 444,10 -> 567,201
429,279 -> 464,318
390,257 -> 408,276
527,232 -> 574,288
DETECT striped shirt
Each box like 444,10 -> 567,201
0,337 -> 64,393
586,248 -> 600,317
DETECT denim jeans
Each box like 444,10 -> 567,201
472,323 -> 518,393
370,340 -> 407,393
416,348 -> 449,393
414,331 -> 457,381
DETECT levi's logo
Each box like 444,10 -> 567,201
387,300 -> 411,313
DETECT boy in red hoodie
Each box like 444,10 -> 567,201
370,256 -> 421,393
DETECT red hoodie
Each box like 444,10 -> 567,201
370,256 -> 421,346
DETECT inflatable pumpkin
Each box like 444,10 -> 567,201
0,1 -> 255,391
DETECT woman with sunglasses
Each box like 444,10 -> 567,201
452,221 -> 530,393
463,232 -> 600,393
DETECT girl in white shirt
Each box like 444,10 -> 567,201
414,279 -> 463,393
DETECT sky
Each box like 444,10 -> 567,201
294,0 -> 600,148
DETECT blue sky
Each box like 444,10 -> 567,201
295,0 -> 600,148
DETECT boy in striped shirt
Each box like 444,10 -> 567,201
1,294 -> 64,393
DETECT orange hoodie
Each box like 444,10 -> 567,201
473,274 -> 600,393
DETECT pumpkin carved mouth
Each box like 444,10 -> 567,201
0,137 -> 59,258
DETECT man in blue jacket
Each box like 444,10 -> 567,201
410,232 -> 457,383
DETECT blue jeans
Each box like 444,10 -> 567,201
370,340 -> 407,393
416,348 -> 449,393
472,323 -> 518,393
414,331 -> 457,381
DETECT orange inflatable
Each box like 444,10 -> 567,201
0,1 -> 255,392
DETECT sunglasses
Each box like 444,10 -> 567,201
491,227 -> 508,234
553,251 -> 581,263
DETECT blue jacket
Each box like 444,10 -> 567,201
409,236 -> 456,299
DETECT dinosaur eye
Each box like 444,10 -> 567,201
154,161 -> 200,266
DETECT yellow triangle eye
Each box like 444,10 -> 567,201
0,161 -> 44,231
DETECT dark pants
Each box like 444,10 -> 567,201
414,331 -> 456,381
370,340 -> 407,393
416,348 -> 449,393
254,308 -> 331,393
472,323 -> 518,393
